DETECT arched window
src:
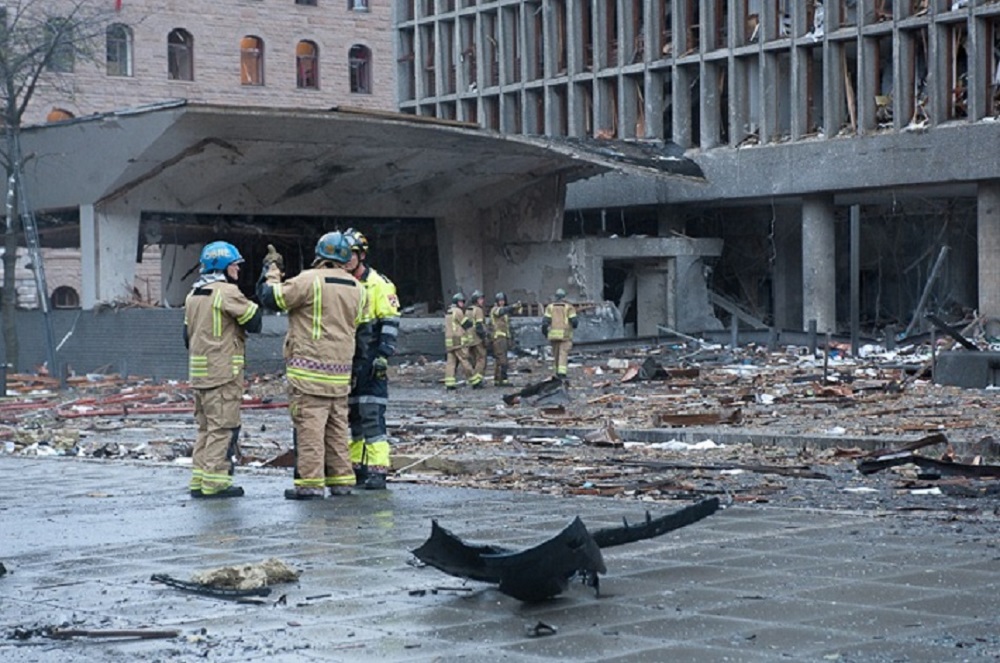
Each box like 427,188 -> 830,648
106,23 -> 133,76
168,28 -> 194,81
51,286 -> 80,310
46,108 -> 75,122
349,44 -> 372,94
240,36 -> 265,86
296,40 -> 319,89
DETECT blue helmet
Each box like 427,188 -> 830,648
315,231 -> 354,263
199,241 -> 243,273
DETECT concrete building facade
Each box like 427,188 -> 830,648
397,0 -> 1000,336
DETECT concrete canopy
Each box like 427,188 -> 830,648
20,101 -> 703,233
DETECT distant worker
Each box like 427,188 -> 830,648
444,292 -> 476,389
490,291 -> 522,386
184,241 -> 261,499
466,290 -> 488,389
257,234 -> 368,500
345,228 -> 400,491
541,288 -> 578,379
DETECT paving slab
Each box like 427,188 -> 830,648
1,456 -> 999,662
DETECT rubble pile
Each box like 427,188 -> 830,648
2,336 -> 999,514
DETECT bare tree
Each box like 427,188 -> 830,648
0,0 -> 110,372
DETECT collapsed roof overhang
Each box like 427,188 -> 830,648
20,101 -> 703,234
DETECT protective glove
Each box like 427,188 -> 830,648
263,244 -> 284,272
541,323 -> 550,337
372,356 -> 389,380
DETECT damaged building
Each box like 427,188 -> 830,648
398,0 -> 1000,337
4,1 -> 1000,375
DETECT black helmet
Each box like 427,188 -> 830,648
495,291 -> 506,302
452,292 -> 466,303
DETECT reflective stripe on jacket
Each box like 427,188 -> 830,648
544,302 -> 577,341
184,281 -> 258,388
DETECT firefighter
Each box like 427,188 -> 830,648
541,288 -> 578,379
184,241 -> 262,499
344,228 -> 400,490
444,292 -> 476,389
466,290 -> 488,388
257,233 -> 368,500
490,291 -> 522,386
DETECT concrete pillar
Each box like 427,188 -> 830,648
635,261 -> 671,336
772,206 -> 803,330
978,181 -> 1000,319
160,244 -> 202,308
80,202 -> 140,310
801,196 -> 836,333
435,213 -> 485,302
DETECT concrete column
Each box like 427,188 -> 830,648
801,196 -> 836,333
160,244 -> 202,308
978,181 -> 1000,319
435,213 -> 485,302
772,206 -> 803,330
635,261 -> 671,336
80,202 -> 140,310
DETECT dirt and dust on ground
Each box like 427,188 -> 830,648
2,332 -> 1000,524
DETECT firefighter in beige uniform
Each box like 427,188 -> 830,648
184,241 -> 261,499
444,292 -> 476,389
466,290 -> 488,388
489,291 -> 521,386
257,232 -> 369,500
542,288 -> 578,379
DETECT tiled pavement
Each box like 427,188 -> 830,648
1,456 -> 998,662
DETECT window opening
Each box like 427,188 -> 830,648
296,0 -> 318,6
106,24 -> 132,76
949,23 -> 968,119
46,107 -> 75,122
296,40 -> 319,88
45,18 -> 74,73
241,36 -> 265,86
168,28 -> 194,81
350,0 -> 370,10
350,44 -> 372,93
51,286 -> 79,310
421,25 -> 435,95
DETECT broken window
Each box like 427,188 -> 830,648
732,55 -> 758,144
460,17 -> 476,93
502,92 -> 522,133
530,1 -> 545,79
899,28 -> 929,124
461,98 -> 477,124
714,0 -> 729,49
677,64 -> 701,148
349,44 -> 372,94
991,19 -> 1000,116
484,95 -> 500,130
839,0 -> 858,27
576,80 -> 594,136
398,28 -> 416,101
526,88 -> 544,133
581,1 -> 594,70
45,17 -> 74,73
240,36 -> 265,86
553,83 -> 569,135
168,28 -> 194,81
553,0 -> 568,73
604,0 -> 619,68
501,6 -> 520,84
948,23 -> 968,119
657,0 -> 673,58
421,24 -> 435,96
624,73 -> 645,138
106,23 -> 132,77
296,40 -> 319,89
625,0 -> 645,63
597,77 -> 618,138
442,20 -> 456,94
802,45 -> 825,134
837,41 -> 860,134
483,10 -> 499,87
682,0 -> 700,55
661,72 -> 674,140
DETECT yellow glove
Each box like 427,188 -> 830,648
263,244 -> 284,272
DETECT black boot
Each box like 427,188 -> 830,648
284,487 -> 324,501
363,473 -> 388,490
195,485 -> 245,499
